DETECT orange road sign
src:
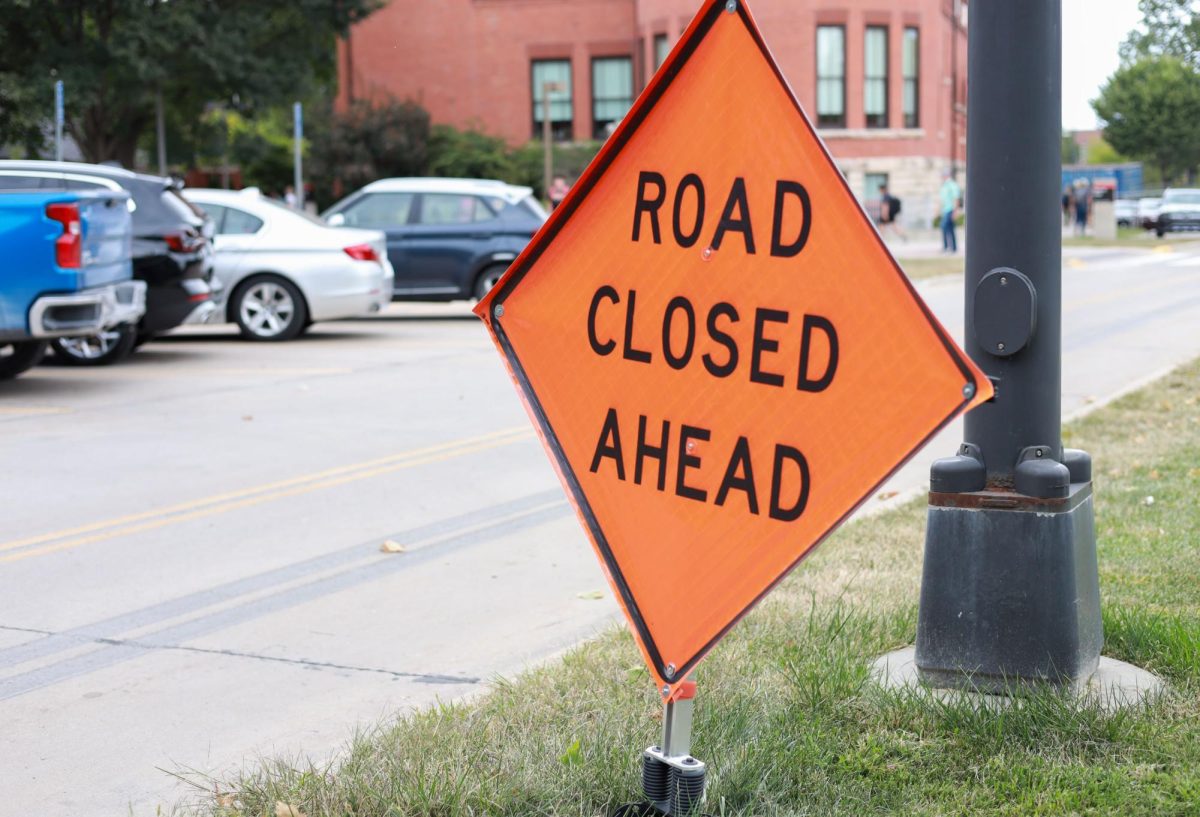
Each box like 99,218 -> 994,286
475,0 -> 992,694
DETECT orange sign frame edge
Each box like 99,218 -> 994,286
475,0 -> 992,692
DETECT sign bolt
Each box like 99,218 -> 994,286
725,0 -> 737,11
701,246 -> 713,261
997,342 -> 1006,352
661,684 -> 671,697
1000,276 -> 1009,286
665,663 -> 677,679
493,304 -> 505,319
962,383 -> 976,399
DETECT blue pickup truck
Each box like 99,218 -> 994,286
0,188 -> 144,379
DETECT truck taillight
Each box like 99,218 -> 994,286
46,202 -> 82,269
165,230 -> 205,253
344,244 -> 379,262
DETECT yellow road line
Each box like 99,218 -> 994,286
1066,270 -> 1200,313
0,406 -> 71,417
0,433 -> 536,565
0,426 -> 531,557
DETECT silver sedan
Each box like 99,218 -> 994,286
183,188 -> 394,340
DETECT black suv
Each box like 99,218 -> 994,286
0,161 -> 215,364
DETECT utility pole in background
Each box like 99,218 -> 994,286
54,80 -> 64,162
155,88 -> 167,177
294,101 -> 305,210
915,0 -> 1103,691
541,81 -> 562,202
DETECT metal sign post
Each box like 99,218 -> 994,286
916,0 -> 1103,691
293,101 -> 305,210
54,81 -> 64,162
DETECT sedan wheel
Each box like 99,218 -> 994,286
473,265 -> 508,301
234,276 -> 308,341
51,324 -> 138,366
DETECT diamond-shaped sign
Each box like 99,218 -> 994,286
476,0 -> 991,693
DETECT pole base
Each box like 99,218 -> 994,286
916,481 -> 1102,691
873,647 -> 1165,712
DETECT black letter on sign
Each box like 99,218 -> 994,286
590,408 -> 626,480
632,171 -> 666,244
798,314 -> 839,392
622,289 -> 653,364
662,296 -> 696,370
769,445 -> 811,522
635,415 -> 671,491
672,173 -> 706,247
711,177 -> 756,254
715,436 -> 759,515
770,180 -> 812,258
587,285 -> 620,356
702,302 -> 740,378
750,308 -> 789,387
675,425 -> 711,502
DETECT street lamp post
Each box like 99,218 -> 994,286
915,0 -> 1103,692
541,81 -> 562,203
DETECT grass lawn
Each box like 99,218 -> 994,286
1061,227 -> 1200,249
191,360 -> 1200,817
895,256 -> 966,281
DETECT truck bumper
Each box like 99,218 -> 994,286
28,280 -> 148,338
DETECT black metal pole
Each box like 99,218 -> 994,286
962,0 -> 1062,480
915,0 -> 1102,691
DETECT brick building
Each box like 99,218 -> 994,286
337,0 -> 968,225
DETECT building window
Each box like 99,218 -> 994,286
903,27 -> 920,128
532,59 -> 573,141
864,26 -> 888,128
653,33 -> 670,70
816,26 -> 845,128
592,56 -> 634,139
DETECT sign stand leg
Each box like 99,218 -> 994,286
616,680 -> 707,817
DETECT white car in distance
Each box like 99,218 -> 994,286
183,188 -> 394,340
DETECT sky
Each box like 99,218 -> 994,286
1062,0 -> 1145,131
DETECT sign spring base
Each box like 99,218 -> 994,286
614,681 -> 708,817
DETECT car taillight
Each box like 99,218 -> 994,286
46,202 -> 82,269
165,230 -> 205,253
344,244 -> 379,262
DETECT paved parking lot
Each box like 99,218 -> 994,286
3,247 -> 1200,816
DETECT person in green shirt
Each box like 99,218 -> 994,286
939,170 -> 962,253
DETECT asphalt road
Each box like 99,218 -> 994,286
3,244 -> 1200,816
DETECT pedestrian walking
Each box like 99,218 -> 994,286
547,175 -> 571,211
877,183 -> 907,241
284,185 -> 298,209
939,170 -> 961,253
1062,186 -> 1073,228
1074,181 -> 1090,236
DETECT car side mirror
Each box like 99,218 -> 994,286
326,213 -> 346,227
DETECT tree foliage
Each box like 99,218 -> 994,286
0,0 -> 379,165
1121,0 -> 1200,66
1093,56 -> 1200,183
308,99 -> 431,204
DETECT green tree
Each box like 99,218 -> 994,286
1062,134 -> 1082,165
1093,56 -> 1200,183
1121,0 -> 1200,66
0,0 -> 379,166
309,98 -> 431,206
1085,137 -> 1127,165
427,126 -> 515,180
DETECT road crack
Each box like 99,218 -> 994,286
0,624 -> 478,685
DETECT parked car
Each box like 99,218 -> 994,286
0,161 -> 214,364
1155,188 -> 1200,237
321,178 -> 547,301
183,188 -> 394,340
1137,197 -> 1162,231
0,186 -> 143,379
1114,198 -> 1138,228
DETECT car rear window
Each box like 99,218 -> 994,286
339,193 -> 414,229
1164,190 -> 1200,205
518,195 -> 549,221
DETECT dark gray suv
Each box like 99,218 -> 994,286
323,178 -> 547,301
